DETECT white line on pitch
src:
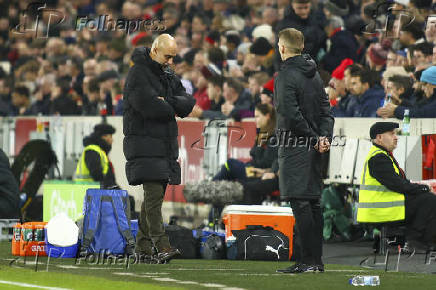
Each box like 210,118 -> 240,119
0,280 -> 71,290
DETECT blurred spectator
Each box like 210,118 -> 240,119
50,76 -> 81,115
329,59 -> 355,117
321,16 -> 358,73
225,31 -> 241,60
399,21 -> 426,48
367,39 -> 392,71
248,72 -> 270,107
221,78 -> 252,120
8,85 -> 32,116
260,78 -> 274,105
275,0 -> 326,59
191,75 -> 225,119
382,66 -> 436,118
412,42 -> 434,68
425,15 -> 436,44
386,75 -> 415,106
193,67 -> 211,110
82,77 -> 100,116
250,37 -> 274,76
347,67 -> 384,117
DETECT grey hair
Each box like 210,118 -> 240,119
328,16 -> 344,29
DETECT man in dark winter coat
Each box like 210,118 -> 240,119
0,148 -> 20,218
123,34 -> 195,261
74,123 -> 117,189
274,28 -> 334,274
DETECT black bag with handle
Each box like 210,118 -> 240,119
231,225 -> 289,261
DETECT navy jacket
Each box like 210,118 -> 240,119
348,87 -> 384,117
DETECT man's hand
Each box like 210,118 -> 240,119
315,136 -> 330,153
261,172 -> 276,180
221,102 -> 234,116
251,168 -> 266,178
189,105 -> 203,118
377,103 -> 397,119
157,96 -> 165,101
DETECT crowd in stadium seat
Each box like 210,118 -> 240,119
0,0 -> 435,119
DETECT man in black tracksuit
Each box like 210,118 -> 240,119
274,28 -> 334,274
123,34 -> 195,261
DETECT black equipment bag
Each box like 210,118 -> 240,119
165,225 -> 197,258
231,225 -> 289,261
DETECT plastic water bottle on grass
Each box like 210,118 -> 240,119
349,275 -> 380,286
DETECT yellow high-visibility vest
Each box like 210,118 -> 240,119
74,145 -> 109,182
357,145 -> 405,223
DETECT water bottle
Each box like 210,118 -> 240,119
402,109 -> 410,136
383,94 -> 391,107
349,275 -> 380,286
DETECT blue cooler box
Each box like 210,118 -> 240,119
44,229 -> 78,258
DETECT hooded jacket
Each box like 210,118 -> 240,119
123,47 -> 195,185
274,54 -> 334,199
274,54 -> 334,140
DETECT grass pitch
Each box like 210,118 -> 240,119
1,241 -> 436,290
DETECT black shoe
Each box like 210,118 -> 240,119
276,263 -> 302,273
156,248 -> 181,263
277,263 -> 319,273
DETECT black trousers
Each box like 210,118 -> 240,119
405,192 -> 436,244
289,198 -> 323,265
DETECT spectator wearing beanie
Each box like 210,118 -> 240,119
260,78 -> 274,105
205,31 -> 221,49
328,59 -> 356,117
250,37 -> 275,76
381,66 -> 436,119
367,39 -> 392,71
321,16 -> 359,73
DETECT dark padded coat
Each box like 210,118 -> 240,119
274,54 -> 334,200
0,148 -> 20,218
123,47 -> 195,185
